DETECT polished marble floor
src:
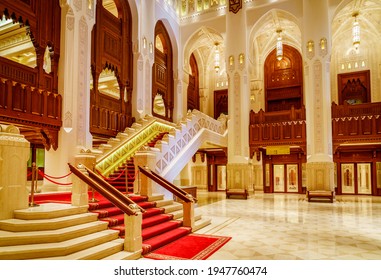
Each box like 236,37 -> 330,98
194,190 -> 381,260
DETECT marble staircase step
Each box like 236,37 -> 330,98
0,212 -> 98,232
0,229 -> 120,260
0,220 -> 109,246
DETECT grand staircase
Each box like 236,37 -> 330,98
0,186 -> 210,260
0,111 -> 226,259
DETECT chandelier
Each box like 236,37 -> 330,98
214,42 -> 220,73
352,12 -> 360,49
276,29 -> 283,61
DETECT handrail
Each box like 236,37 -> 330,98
138,166 -> 194,203
150,169 -> 197,203
68,163 -> 137,216
83,165 -> 145,213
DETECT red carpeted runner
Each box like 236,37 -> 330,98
143,233 -> 231,260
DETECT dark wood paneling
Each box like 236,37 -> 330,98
264,45 -> 303,112
152,21 -> 174,122
338,70 -> 370,104
187,53 -> 199,111
214,89 -> 228,119
249,106 -> 306,158
331,102 -> 381,153
90,1 -> 133,138
262,148 -> 306,194
0,0 -> 62,150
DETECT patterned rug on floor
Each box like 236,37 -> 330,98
143,233 -> 231,260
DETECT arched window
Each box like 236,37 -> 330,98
152,20 -> 174,121
90,0 -> 133,138
187,53 -> 200,111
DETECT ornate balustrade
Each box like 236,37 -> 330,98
331,102 -> 381,152
150,110 -> 227,181
95,110 -> 228,183
95,115 -> 175,176
0,71 -> 62,150
249,106 -> 306,158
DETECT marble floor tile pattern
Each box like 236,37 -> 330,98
194,191 -> 381,260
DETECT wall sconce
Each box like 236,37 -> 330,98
229,55 -> 234,66
276,29 -> 283,61
352,12 -> 360,50
307,40 -> 314,52
319,37 -> 327,57
214,42 -> 220,73
239,53 -> 244,64
149,42 -> 153,54
306,40 -> 314,59
143,37 -> 147,49
319,38 -> 327,50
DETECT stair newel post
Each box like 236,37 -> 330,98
133,151 -> 157,197
0,124 -> 30,219
182,194 -> 195,230
29,162 -> 39,207
124,205 -> 143,253
72,151 -> 97,206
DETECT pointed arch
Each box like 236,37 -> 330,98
152,20 -> 174,121
90,0 -> 134,138
264,44 -> 303,112
187,53 -> 200,111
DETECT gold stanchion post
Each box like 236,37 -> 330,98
29,162 -> 39,207
89,163 -> 98,203
125,165 -> 130,197
137,170 -> 141,194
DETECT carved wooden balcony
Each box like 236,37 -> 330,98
331,101 -> 381,153
249,106 -> 306,158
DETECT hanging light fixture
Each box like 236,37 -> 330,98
214,42 -> 220,73
352,12 -> 360,49
276,29 -> 283,61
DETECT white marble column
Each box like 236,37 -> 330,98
133,0 -> 155,119
226,4 -> 252,190
43,0 -> 96,191
303,0 -> 334,192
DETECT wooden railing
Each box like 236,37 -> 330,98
138,166 -> 195,203
331,102 -> 381,152
0,77 -> 62,127
0,62 -> 62,150
68,163 -> 138,216
83,165 -> 145,213
249,106 -> 306,157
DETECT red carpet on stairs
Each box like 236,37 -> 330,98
144,233 -> 231,260
30,190 -> 192,255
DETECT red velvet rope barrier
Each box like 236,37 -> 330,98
95,169 -> 108,179
127,170 -> 139,180
42,171 -> 72,179
96,168 -> 139,181
96,168 -> 126,181
38,170 -> 73,186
